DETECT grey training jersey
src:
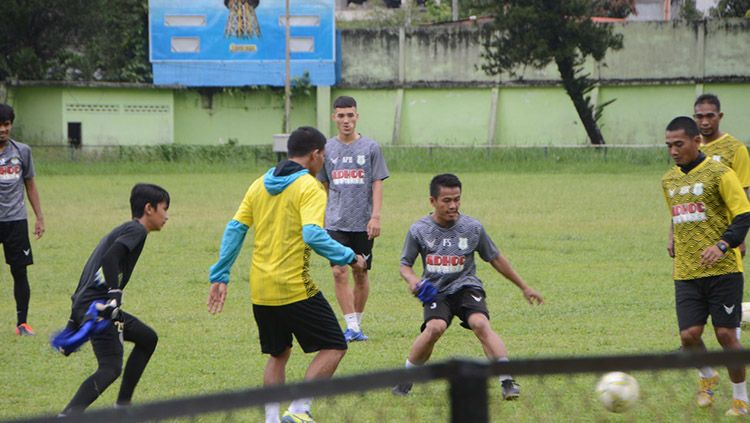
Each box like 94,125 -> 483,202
401,214 -> 499,295
317,135 -> 389,232
0,140 -> 35,222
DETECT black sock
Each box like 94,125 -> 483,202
62,359 -> 122,414
11,265 -> 29,326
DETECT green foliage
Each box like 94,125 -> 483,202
709,0 -> 750,18
680,0 -> 705,21
477,0 -> 623,145
0,0 -> 151,82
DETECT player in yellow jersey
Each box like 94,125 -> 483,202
663,117 -> 750,416
207,126 -> 366,423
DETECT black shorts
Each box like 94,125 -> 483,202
327,230 -> 373,269
421,287 -> 489,331
675,273 -> 743,331
0,219 -> 32,266
253,292 -> 347,356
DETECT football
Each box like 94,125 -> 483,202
595,371 -> 639,413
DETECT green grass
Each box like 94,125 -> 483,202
0,152 -> 742,421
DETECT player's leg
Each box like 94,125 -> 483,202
675,279 -> 717,407
116,313 -> 158,406
60,324 -> 124,415
460,289 -> 518,400
253,303 -> 294,423
393,297 -> 452,396
350,232 -> 373,340
329,231 -> 363,341
283,292 -> 347,422
4,219 -> 34,335
707,273 -> 749,415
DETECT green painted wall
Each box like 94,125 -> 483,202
10,87 -> 62,144
61,88 -> 173,146
400,89 -> 491,145
172,89 -> 316,145
496,87 -> 587,146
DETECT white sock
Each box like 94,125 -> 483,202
699,367 -> 717,379
355,312 -> 363,326
344,314 -> 360,332
496,357 -> 512,382
738,327 -> 742,341
733,382 -> 749,402
405,358 -> 419,368
265,403 -> 280,423
288,398 -> 312,414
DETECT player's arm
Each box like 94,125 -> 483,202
400,264 -> 422,294
23,177 -> 44,239
701,171 -> 750,266
667,223 -> 674,258
207,219 -> 249,314
367,179 -> 383,240
488,254 -> 543,305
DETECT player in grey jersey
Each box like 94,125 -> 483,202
317,96 -> 389,342
392,173 -> 543,400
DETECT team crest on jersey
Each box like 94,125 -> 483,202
712,155 -> 722,163
458,237 -> 468,250
692,183 -> 704,196
356,155 -> 366,165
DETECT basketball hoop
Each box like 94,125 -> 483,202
224,0 -> 261,38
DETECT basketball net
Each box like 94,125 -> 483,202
225,0 -> 261,38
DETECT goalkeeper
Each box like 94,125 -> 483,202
57,183 -> 170,416
392,174 -> 543,400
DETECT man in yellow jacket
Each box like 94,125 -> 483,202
208,126 -> 366,423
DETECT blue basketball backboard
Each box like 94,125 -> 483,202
149,0 -> 336,86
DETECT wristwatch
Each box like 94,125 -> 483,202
717,242 -> 729,254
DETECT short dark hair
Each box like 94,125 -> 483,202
666,116 -> 700,138
333,96 -> 357,109
131,183 -> 170,218
0,104 -> 15,123
430,173 -> 462,198
694,93 -> 721,111
287,126 -> 326,158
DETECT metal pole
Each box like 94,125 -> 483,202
284,0 -> 291,133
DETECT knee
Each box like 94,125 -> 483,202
99,362 -> 123,385
141,329 -> 158,353
680,327 -> 703,346
332,266 -> 349,280
424,320 -> 447,340
716,329 -> 740,348
10,265 -> 27,281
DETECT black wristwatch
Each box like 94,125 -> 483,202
717,242 -> 729,254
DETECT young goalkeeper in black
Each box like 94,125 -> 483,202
59,183 -> 170,416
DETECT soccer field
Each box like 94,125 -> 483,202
0,160 -> 741,421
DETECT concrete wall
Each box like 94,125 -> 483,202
5,20 -> 750,147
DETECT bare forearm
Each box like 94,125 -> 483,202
490,255 -> 528,290
371,180 -> 383,219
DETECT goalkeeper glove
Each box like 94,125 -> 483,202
97,289 -> 122,321
415,280 -> 438,304
51,300 -> 112,356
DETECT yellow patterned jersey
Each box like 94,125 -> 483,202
233,173 -> 324,306
662,157 -> 750,280
700,133 -> 750,188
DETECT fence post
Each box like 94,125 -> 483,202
449,361 -> 488,423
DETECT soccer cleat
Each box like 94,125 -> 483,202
501,379 -> 520,400
280,410 -> 315,423
343,328 -> 368,342
15,323 -> 35,336
726,399 -> 750,416
696,375 -> 719,407
392,382 -> 413,396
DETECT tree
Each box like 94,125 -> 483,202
0,0 -> 150,82
709,0 -> 750,18
478,1 -> 624,145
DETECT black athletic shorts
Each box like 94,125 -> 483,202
675,272 -> 743,331
327,230 -> 373,269
0,219 -> 32,266
421,287 -> 489,331
253,292 -> 347,356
